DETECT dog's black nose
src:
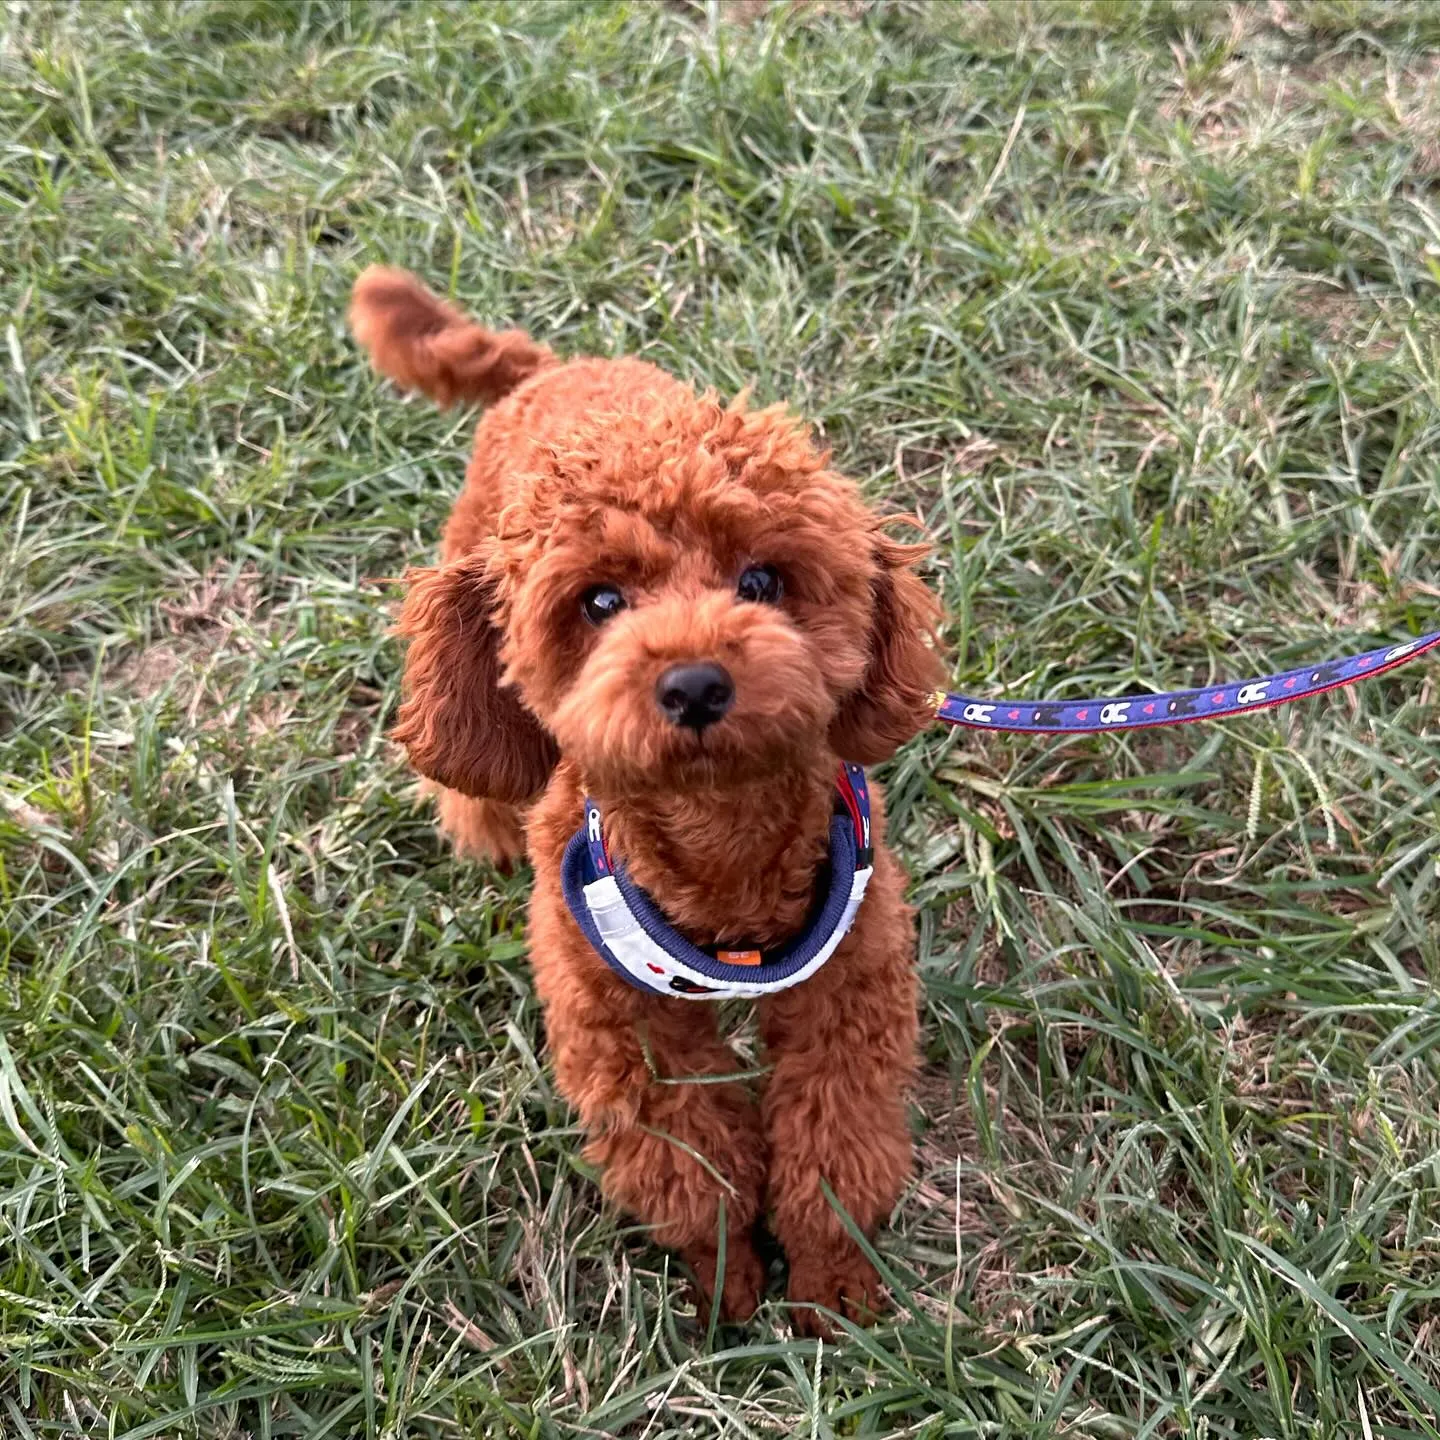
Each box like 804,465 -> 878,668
656,662 -> 735,731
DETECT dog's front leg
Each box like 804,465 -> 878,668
543,986 -> 769,1322
758,855 -> 919,1337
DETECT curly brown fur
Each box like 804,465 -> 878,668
351,268 -> 945,1334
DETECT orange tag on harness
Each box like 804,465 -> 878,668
716,949 -> 762,967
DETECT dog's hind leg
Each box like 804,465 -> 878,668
429,783 -> 527,869
758,851 -> 920,1338
577,1015 -> 768,1322
532,960 -> 769,1319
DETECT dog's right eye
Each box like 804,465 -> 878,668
736,563 -> 784,605
580,584 -> 627,626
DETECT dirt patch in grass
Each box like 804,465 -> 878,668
707,0 -> 867,23
908,1067 -> 1066,1334
104,638 -> 200,702
1291,284 -> 1374,343
101,567 -> 267,721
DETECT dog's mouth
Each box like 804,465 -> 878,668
666,728 -> 763,780
563,704 -> 826,795
650,694 -> 837,783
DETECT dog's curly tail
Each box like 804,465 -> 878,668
349,266 -> 556,408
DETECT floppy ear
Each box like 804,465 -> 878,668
390,552 -> 558,803
829,531 -> 945,766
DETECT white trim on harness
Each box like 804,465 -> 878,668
582,866 -> 873,1000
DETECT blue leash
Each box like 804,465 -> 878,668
934,630 -> 1440,735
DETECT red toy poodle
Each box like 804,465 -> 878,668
350,267 -> 944,1334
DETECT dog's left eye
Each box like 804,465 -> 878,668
736,564 -> 784,605
581,584 -> 627,626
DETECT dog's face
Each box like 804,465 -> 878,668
393,397 -> 943,802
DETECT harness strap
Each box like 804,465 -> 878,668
562,765 -> 873,1000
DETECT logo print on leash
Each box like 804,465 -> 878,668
934,630 -> 1439,735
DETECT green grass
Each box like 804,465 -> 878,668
4,0 -> 1440,1433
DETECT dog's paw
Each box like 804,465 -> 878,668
786,1253 -> 887,1338
687,1236 -> 766,1324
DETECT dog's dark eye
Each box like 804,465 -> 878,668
581,584 -> 627,626
736,564 -> 784,605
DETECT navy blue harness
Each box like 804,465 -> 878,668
561,764 -> 874,1000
